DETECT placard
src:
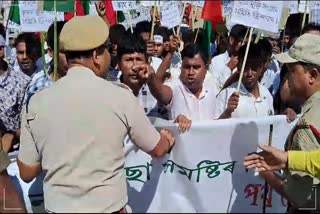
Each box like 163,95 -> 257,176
230,1 -> 283,33
119,6 -> 151,30
19,1 -> 64,32
283,0 -> 299,14
112,0 -> 137,11
160,1 -> 182,29
223,0 -> 234,18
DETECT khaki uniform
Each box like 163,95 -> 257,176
18,66 -> 160,212
284,91 -> 320,212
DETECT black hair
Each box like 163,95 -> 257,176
109,24 -> 126,44
0,23 -> 5,39
238,42 -> 264,71
14,33 -> 41,59
302,22 -> 320,34
117,33 -> 147,61
65,43 -> 107,61
134,21 -> 151,35
257,38 -> 272,64
229,24 -> 248,42
47,21 -> 67,50
182,29 -> 195,46
154,26 -> 170,42
181,43 -> 207,65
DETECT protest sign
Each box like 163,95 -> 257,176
19,1 -> 64,32
112,0 -> 137,11
230,1 -> 283,33
298,0 -> 311,13
283,0 -> 299,14
160,1 -> 182,29
193,1 -> 205,8
119,6 -> 151,30
223,0 -> 233,18
8,116 -> 294,213
310,1 -> 320,24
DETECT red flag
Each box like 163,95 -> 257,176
104,0 -> 117,26
187,4 -> 192,26
201,0 -> 223,29
64,0 -> 86,21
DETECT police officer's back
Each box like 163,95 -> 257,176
17,16 -> 175,213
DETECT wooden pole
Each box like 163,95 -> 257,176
150,1 -> 157,40
301,0 -> 309,35
40,32 -> 47,74
262,123 -> 273,214
236,27 -> 254,92
176,2 -> 187,37
127,10 -> 133,33
194,27 -> 200,43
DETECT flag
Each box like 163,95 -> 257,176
200,21 -> 212,63
201,0 -> 223,29
64,0 -> 90,21
9,0 -> 20,24
104,0 -> 117,25
117,11 -> 126,23
43,0 -> 75,12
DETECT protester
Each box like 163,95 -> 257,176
24,21 -> 68,106
14,33 -> 41,77
216,43 -> 274,119
253,33 -> 320,212
258,38 -> 275,92
209,24 -> 247,90
134,21 -> 162,72
0,51 -> 30,153
147,43 -> 219,131
17,15 -> 175,213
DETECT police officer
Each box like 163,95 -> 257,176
17,15 -> 175,213
246,33 -> 320,213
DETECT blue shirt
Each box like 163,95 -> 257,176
24,67 -> 52,108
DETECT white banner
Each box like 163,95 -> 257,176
125,116 -> 295,212
18,1 -> 64,32
9,116 -> 295,213
230,1 -> 283,33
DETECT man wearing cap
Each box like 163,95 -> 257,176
254,33 -> 320,212
17,15 -> 175,213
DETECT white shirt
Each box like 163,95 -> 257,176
260,54 -> 281,92
209,51 -> 233,90
164,78 -> 218,121
215,82 -> 274,118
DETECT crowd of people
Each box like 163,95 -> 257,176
0,2 -> 320,213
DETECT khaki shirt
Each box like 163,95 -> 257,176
18,66 -> 160,213
284,91 -> 320,210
